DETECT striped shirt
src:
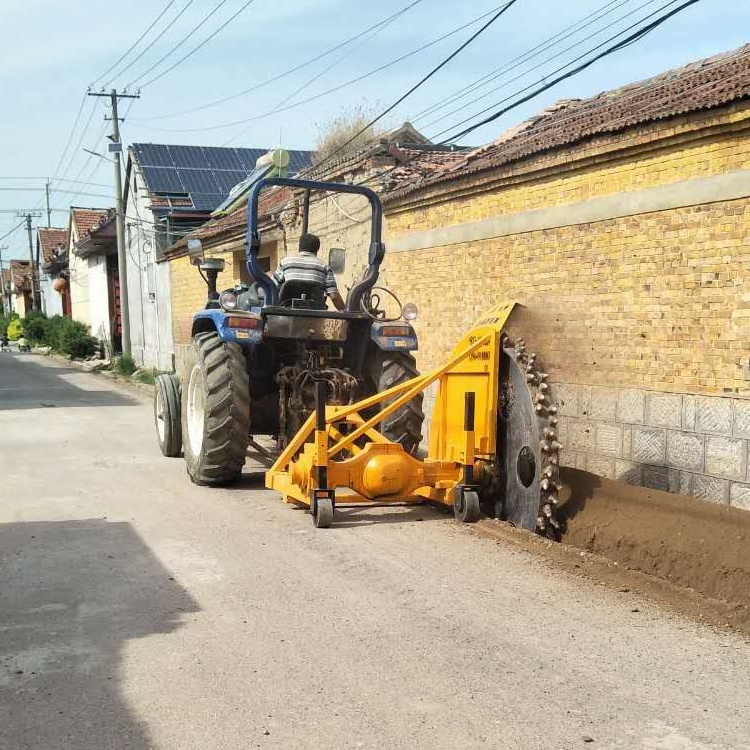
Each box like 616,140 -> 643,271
273,251 -> 339,295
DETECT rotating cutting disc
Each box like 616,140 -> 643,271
481,341 -> 561,537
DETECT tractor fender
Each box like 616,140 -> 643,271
369,320 -> 418,352
191,309 -> 263,347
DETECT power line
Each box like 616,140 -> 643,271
222,0 -> 423,146
419,0 -> 661,132
105,0 -> 198,87
49,93 -> 88,183
437,0 -> 703,142
135,0 -> 425,121
138,0 -> 261,89
126,0 -> 232,89
0,177 -> 112,188
312,0 -> 521,174
0,221 -> 25,243
132,3 -> 512,134
89,0 -> 178,88
411,0 -> 636,123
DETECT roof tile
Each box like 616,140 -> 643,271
385,43 -> 750,200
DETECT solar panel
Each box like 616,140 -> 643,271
191,193 -> 225,211
132,144 -> 315,213
179,169 -> 220,194
170,145 -> 209,169
141,165 -> 185,193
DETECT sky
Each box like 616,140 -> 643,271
0,0 -> 748,260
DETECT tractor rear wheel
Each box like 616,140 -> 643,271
369,350 -> 424,455
181,332 -> 250,486
154,373 -> 182,457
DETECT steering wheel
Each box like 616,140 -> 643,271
361,286 -> 403,322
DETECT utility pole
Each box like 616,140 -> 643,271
16,211 -> 42,310
45,180 -> 51,228
0,244 -> 8,313
87,88 -> 139,357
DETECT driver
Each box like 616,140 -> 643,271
273,233 -> 345,311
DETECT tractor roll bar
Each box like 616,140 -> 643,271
245,177 -> 385,310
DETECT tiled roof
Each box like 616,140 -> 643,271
37,228 -> 69,265
385,43 -> 750,201
10,260 -> 32,291
167,186 -> 293,255
71,208 -> 110,239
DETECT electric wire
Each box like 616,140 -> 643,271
419,0 -> 662,132
135,0 -> 425,121
436,0 -> 704,142
126,0 -> 233,89
89,0 -> 177,88
134,3 -> 514,134
221,0 -> 422,146
49,93 -> 88,183
0,221 -> 25,243
106,0 -> 197,88
137,0 -> 261,89
311,0 -> 521,175
412,0 -> 642,124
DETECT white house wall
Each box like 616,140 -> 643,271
39,274 -> 63,317
87,255 -> 111,343
125,161 -> 175,371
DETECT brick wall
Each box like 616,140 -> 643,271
382,105 -> 750,509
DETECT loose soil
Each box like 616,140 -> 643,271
475,468 -> 750,635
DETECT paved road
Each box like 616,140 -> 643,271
1,352 -> 749,750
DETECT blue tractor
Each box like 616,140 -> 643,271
154,177 -> 425,485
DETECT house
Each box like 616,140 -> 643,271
163,125 -> 459,371
9,260 -> 33,317
68,207 -> 121,354
36,228 -> 69,317
1,268 -> 11,313
377,44 -> 750,507
123,142 -> 314,370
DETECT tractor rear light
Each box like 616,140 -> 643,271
380,325 -> 413,337
226,316 -> 261,330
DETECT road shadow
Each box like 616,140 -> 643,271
0,354 -> 136,411
0,519 -> 200,749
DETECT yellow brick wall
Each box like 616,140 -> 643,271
383,111 -> 750,395
385,198 -> 750,393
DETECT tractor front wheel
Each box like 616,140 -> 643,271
369,350 -> 425,456
181,332 -> 250,486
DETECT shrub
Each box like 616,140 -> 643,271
60,321 -> 97,359
0,312 -> 18,338
313,103 -> 382,165
7,318 -> 23,341
114,354 -> 137,376
23,310 -> 48,343
42,316 -> 98,358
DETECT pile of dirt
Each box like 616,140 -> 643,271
557,468 -> 750,621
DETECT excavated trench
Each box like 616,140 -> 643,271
477,467 -> 750,632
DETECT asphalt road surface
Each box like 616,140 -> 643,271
2,352 -> 749,750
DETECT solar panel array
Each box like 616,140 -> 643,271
132,144 -> 314,212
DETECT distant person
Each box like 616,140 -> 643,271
17,336 -> 29,352
273,233 -> 345,311
1,335 -> 8,352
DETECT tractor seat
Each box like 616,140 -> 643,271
278,279 -> 326,310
